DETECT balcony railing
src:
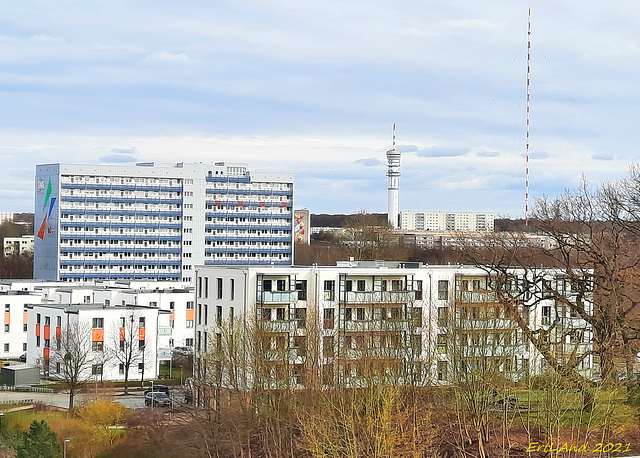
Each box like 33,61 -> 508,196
343,319 -> 411,332
259,291 -> 299,303
344,290 -> 415,304
259,320 -> 298,332
455,291 -> 498,303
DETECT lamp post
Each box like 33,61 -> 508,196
63,439 -> 70,458
150,380 -> 154,412
0,411 -> 4,445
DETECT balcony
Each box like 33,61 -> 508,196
158,327 -> 173,336
259,291 -> 299,303
344,290 -> 415,304
343,319 -> 411,332
455,291 -> 498,303
260,320 -> 298,333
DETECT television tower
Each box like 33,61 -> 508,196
386,123 -> 401,229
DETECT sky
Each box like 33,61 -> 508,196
1,0 -> 639,217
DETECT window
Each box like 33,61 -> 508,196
356,307 -> 365,320
438,280 -> 449,300
345,308 -> 352,321
217,278 -> 223,299
263,279 -> 272,292
230,279 -> 235,300
57,316 -> 61,327
414,280 -> 423,300
23,324 -> 27,332
186,320 -> 194,328
4,304 -> 8,312
295,280 -> 307,300
92,318 -> 104,328
4,324 -> 8,333
323,336 -> 334,357
139,339 -> 145,350
437,361 -> 448,381
92,341 -> 104,352
276,279 -> 286,291
276,307 -> 285,320
185,338 -> 194,347
411,335 -> 421,353
139,317 -> 146,327
186,301 -> 194,310
356,280 -> 366,292
345,280 -> 353,292
216,306 -> 222,325
3,343 -> 8,352
92,364 -> 103,375
437,307 -> 448,326
23,343 -> 27,351
138,362 -> 144,373
391,279 -> 402,291
324,280 -> 335,301
409,307 -> 422,327
323,309 -> 335,329
119,363 -> 125,375
542,306 -> 551,325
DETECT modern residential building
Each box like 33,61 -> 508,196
3,235 -> 35,257
0,290 -> 41,359
194,261 -> 593,397
0,279 -> 194,380
25,302 -> 167,382
399,211 -> 494,232
34,162 -> 294,283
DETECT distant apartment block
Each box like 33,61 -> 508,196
400,211 -> 494,232
0,212 -> 14,223
3,235 -> 34,257
34,162 -> 294,282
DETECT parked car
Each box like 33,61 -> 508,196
145,392 -> 171,407
143,384 -> 169,396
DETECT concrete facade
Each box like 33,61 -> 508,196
34,162 -> 294,282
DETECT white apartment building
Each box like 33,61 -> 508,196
0,279 -> 194,381
194,262 -> 593,393
35,162 -> 294,283
0,291 -> 40,359
26,303 -> 166,382
3,235 -> 34,257
400,211 -> 494,232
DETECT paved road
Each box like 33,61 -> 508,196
0,390 -> 147,410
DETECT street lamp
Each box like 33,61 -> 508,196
0,412 -> 4,445
150,380 -> 154,412
63,439 -> 70,458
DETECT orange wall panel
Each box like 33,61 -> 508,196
44,325 -> 50,340
92,328 -> 104,342
139,327 -> 145,340
186,309 -> 195,320
4,312 -> 9,324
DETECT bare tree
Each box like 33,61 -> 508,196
51,320 -> 94,413
107,311 -> 148,395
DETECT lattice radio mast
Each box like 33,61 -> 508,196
525,8 -> 532,226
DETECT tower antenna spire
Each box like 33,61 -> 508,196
525,8 -> 531,226
386,123 -> 401,229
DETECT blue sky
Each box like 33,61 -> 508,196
1,0 -> 638,217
